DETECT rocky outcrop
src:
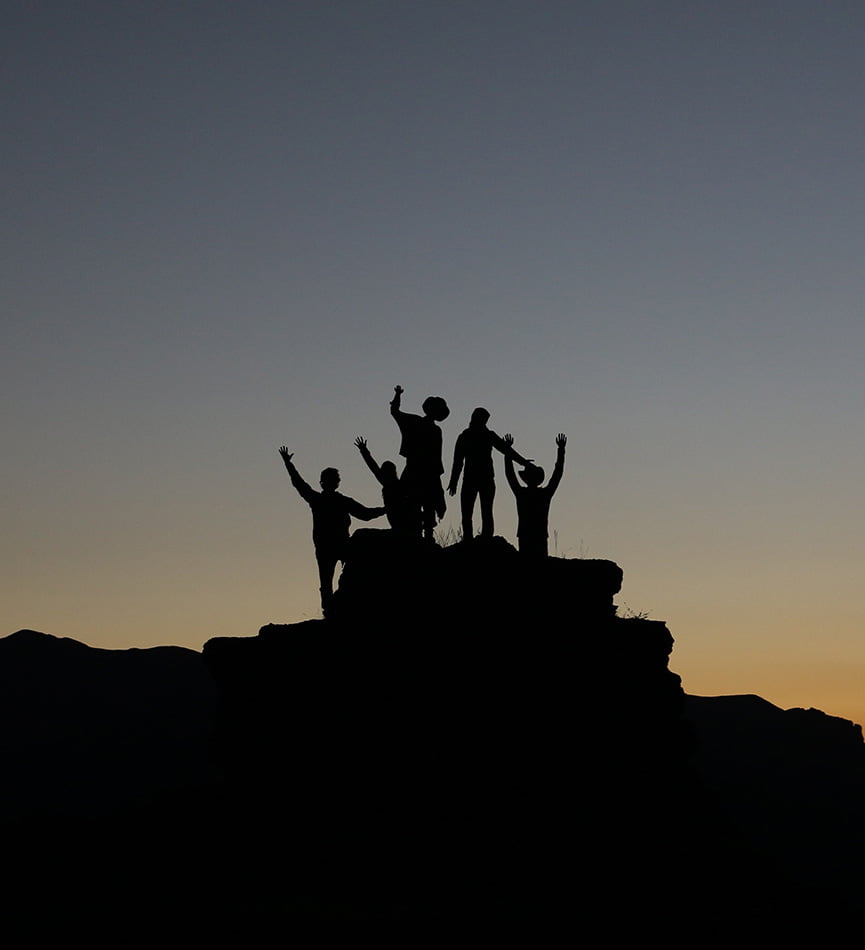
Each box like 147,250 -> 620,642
199,533 -> 865,931
3,535 -> 863,933
201,534 -> 690,928
327,528 -> 624,625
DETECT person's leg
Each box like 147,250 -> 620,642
421,503 -> 436,541
421,476 -> 445,542
401,465 -> 425,540
518,534 -> 547,559
479,480 -> 495,539
316,549 -> 338,613
460,480 -> 478,541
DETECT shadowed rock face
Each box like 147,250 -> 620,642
3,536 -> 864,934
201,534 -> 694,928
201,533 -> 865,931
327,528 -> 624,626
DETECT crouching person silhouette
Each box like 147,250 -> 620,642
503,433 -> 566,558
279,447 -> 386,614
354,436 -> 420,538
389,384 -> 450,541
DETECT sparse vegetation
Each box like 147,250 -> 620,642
617,603 -> 651,620
433,524 -> 464,547
553,531 -> 589,559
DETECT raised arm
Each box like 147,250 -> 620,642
389,384 -> 404,419
354,436 -> 384,485
502,433 -> 521,495
279,446 -> 316,505
491,430 -> 530,467
546,433 -> 567,496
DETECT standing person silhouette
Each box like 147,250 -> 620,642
353,436 -> 420,538
447,408 -> 530,542
389,385 -> 450,541
279,447 -> 385,614
503,433 -> 567,558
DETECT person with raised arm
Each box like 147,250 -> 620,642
389,384 -> 450,541
279,446 -> 386,613
447,407 -> 530,542
353,436 -> 419,538
502,433 -> 567,558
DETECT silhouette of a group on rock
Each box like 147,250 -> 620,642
280,385 -> 567,613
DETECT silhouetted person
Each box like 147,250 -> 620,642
503,433 -> 567,558
389,384 -> 450,541
279,447 -> 386,613
354,436 -> 420,537
447,407 -> 530,541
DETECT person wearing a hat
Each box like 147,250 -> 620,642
389,384 -> 450,541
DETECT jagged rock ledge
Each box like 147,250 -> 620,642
329,529 -> 625,624
201,534 -> 690,922
203,533 -> 685,766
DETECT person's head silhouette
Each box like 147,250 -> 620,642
519,463 -> 545,487
319,468 -> 340,492
469,407 -> 490,427
379,460 -> 399,484
422,396 -> 450,421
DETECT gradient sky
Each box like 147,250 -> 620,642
3,2 -> 864,725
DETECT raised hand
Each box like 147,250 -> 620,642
279,446 -> 293,463
556,433 -> 567,449
354,436 -> 367,451
504,432 -> 532,463
394,384 -> 403,395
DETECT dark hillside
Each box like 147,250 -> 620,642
2,534 -> 862,936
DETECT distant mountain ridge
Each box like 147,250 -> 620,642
2,534 -> 863,934
0,628 -> 220,818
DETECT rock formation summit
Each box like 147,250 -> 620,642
199,532 -> 705,927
